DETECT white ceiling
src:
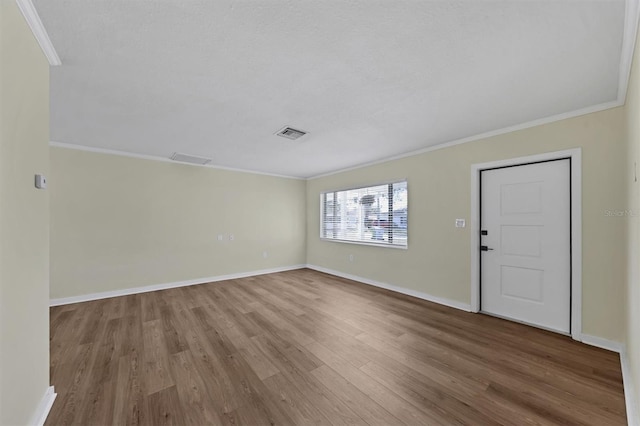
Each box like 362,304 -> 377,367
35,0 -> 628,178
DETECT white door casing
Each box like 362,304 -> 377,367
480,159 -> 571,333
470,149 -> 582,341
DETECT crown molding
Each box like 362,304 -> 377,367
43,1 -> 640,179
49,141 -> 305,180
308,99 -> 622,179
309,0 -> 640,180
619,0 -> 640,102
15,0 -> 61,66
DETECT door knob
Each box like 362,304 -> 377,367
480,245 -> 494,251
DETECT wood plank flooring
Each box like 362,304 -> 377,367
46,269 -> 627,425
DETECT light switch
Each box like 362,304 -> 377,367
455,219 -> 465,228
35,174 -> 47,189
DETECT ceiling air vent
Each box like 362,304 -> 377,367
275,126 -> 307,140
169,152 -> 212,165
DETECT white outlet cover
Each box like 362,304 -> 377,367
217,234 -> 223,241
455,219 -> 466,228
262,251 -> 268,258
35,174 -> 47,189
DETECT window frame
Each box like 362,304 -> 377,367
319,180 -> 408,249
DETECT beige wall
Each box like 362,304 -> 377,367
0,0 -> 51,424
50,147 -> 307,299
307,107 -> 627,343
624,20 -> 640,422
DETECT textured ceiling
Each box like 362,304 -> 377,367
35,0 -> 626,178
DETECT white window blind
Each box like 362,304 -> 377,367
320,181 -> 408,247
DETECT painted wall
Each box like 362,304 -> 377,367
49,147 -> 307,299
624,20 -> 640,424
307,107 -> 627,343
0,1 -> 52,424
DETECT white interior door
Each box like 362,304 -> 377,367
480,159 -> 571,333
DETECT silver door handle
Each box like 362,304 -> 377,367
480,246 -> 494,251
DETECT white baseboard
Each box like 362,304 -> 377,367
621,346 -> 639,426
46,265 -> 638,424
29,386 -> 56,426
579,333 -> 623,353
305,264 -> 471,312
50,265 -> 306,306
578,335 -> 639,426
305,265 -> 640,424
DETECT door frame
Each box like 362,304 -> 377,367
470,148 -> 582,341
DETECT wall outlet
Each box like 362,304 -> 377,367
349,254 -> 354,262
262,251 -> 268,259
455,219 -> 466,228
217,234 -> 224,241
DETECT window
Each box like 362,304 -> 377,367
320,181 -> 408,248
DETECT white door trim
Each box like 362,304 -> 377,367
470,148 -> 582,341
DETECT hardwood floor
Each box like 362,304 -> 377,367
47,269 -> 627,425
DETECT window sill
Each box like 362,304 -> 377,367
319,237 -> 408,250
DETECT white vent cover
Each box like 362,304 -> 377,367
275,126 -> 307,140
169,152 -> 212,165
